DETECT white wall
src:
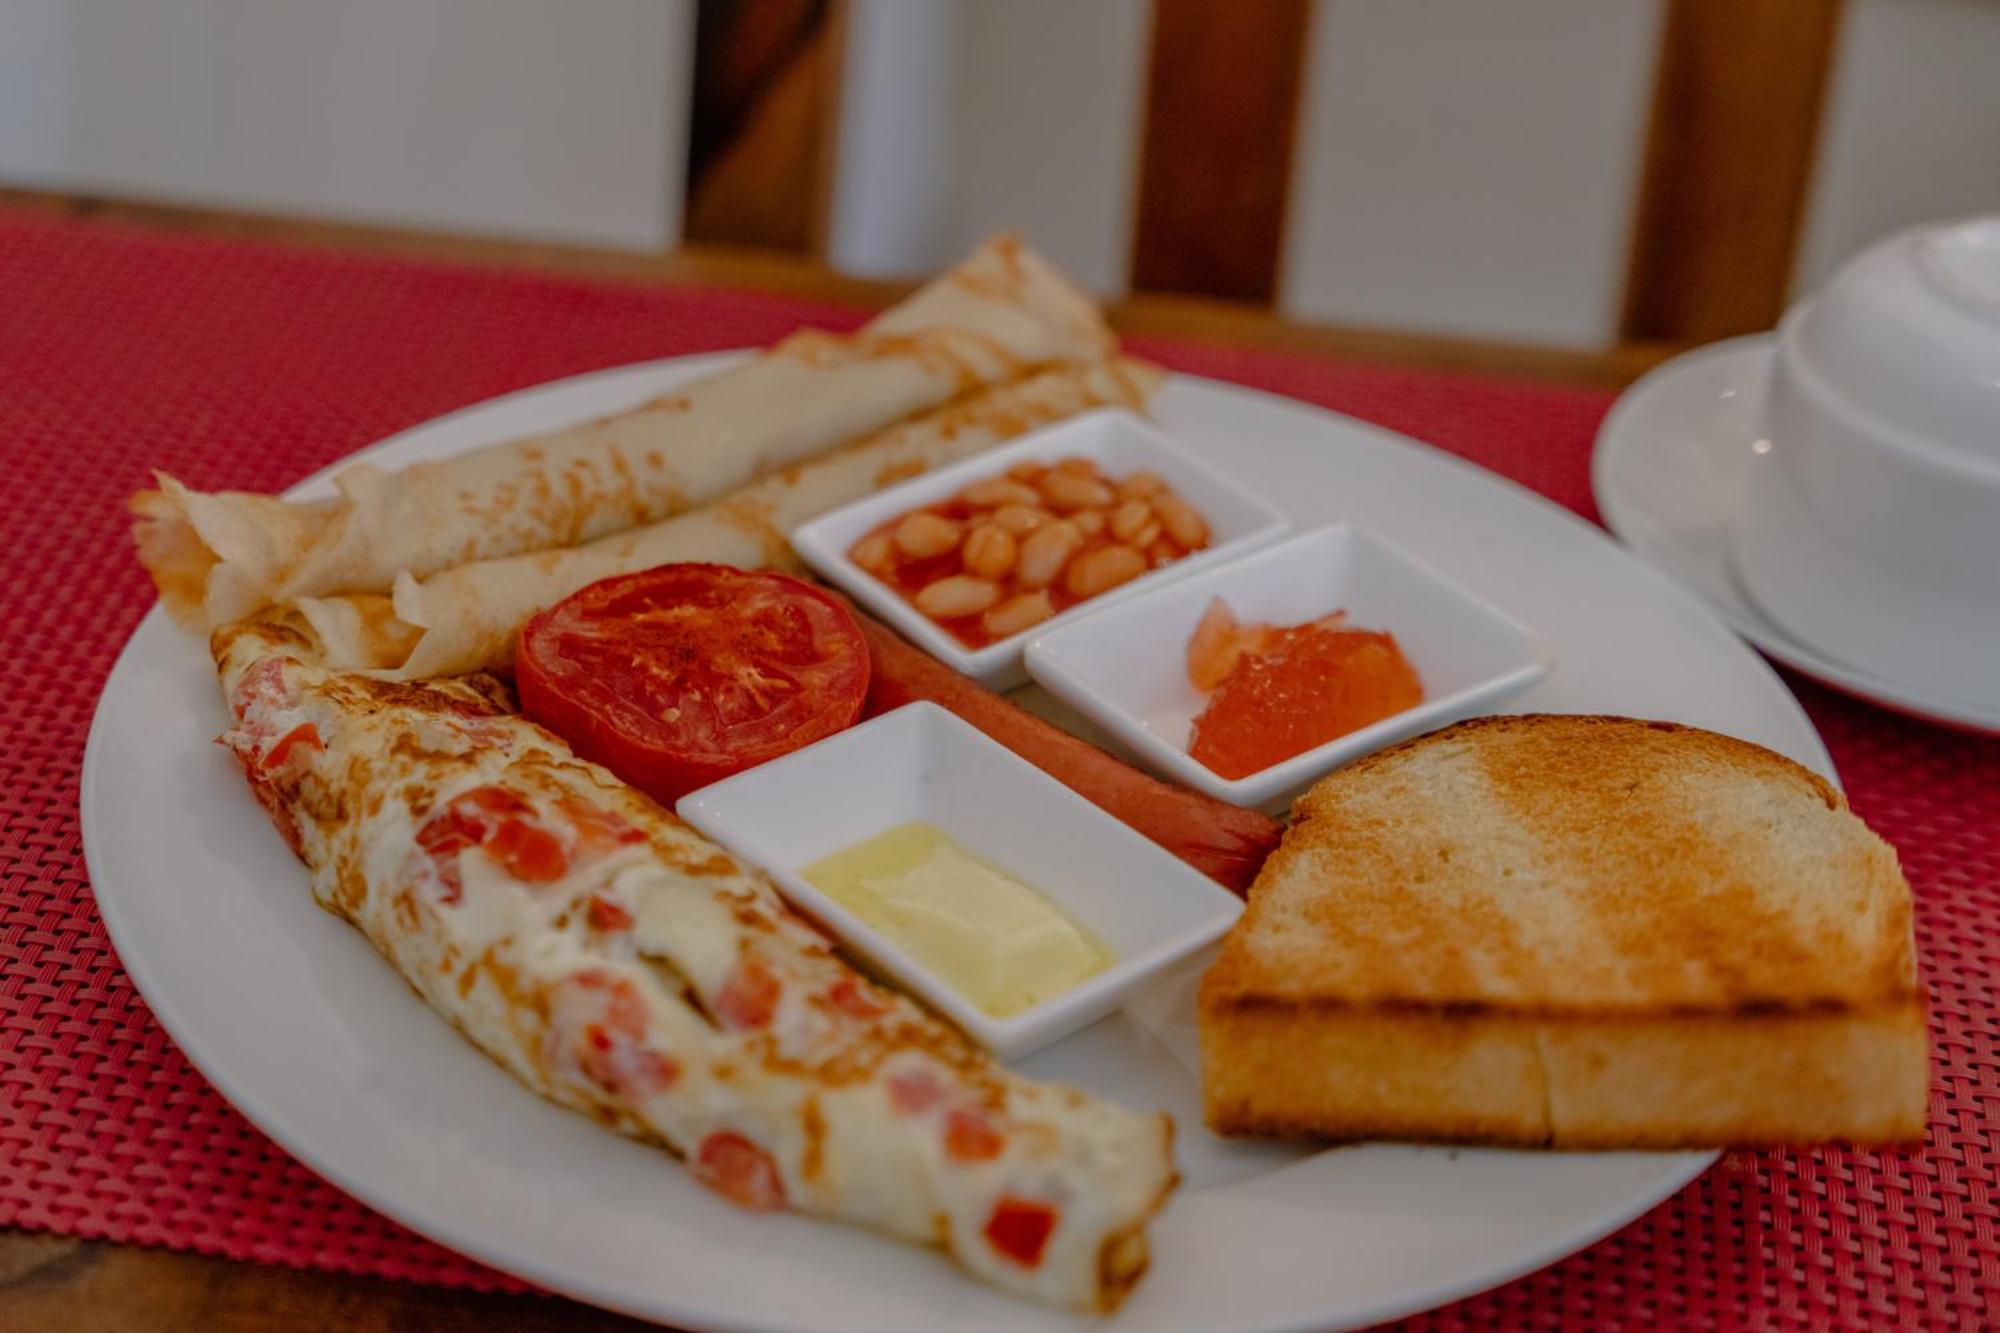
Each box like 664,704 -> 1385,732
0,0 -> 693,249
825,0 -> 964,278
1794,0 -> 2000,291
824,0 -> 1148,291
1279,0 -> 1663,346
950,0 -> 1149,294
5,0 -> 1994,341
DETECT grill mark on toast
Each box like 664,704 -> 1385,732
1209,993 -> 1865,1019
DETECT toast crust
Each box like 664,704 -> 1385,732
1201,1004 -> 1552,1145
1201,715 -> 1929,1148
1202,997 -> 1928,1148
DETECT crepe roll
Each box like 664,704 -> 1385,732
136,236 -> 1112,629
295,358 -> 1161,677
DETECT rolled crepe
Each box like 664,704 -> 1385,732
134,236 -> 1111,629
293,358 -> 1162,677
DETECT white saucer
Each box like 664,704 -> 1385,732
1594,335 -> 2000,735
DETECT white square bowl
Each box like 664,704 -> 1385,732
675,701 -> 1244,1061
1022,523 -> 1554,808
789,407 -> 1290,690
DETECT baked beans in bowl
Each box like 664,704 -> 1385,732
849,456 -> 1212,649
789,408 -> 1289,688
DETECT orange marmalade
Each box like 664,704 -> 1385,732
1184,599 -> 1422,780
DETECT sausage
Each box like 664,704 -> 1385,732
852,612 -> 1281,894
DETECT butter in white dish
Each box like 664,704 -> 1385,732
803,822 -> 1109,1018
676,702 -> 1244,1061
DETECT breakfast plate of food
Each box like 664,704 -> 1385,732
83,238 -> 1926,1331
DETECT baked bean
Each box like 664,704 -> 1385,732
959,477 -> 1041,509
1063,544 -> 1147,598
982,590 -> 1055,639
865,457 -> 1212,643
1153,493 -> 1209,548
1039,471 -> 1116,511
894,511 -> 963,559
851,530 -> 895,574
962,524 -> 1018,579
1017,520 -> 1083,589
914,575 -> 1000,619
991,504 -> 1048,536
1109,499 -> 1153,542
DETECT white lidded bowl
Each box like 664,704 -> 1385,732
1732,217 -> 2000,706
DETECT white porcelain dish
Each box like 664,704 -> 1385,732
1732,218 -> 2000,703
1595,334 -> 2000,735
1024,524 -> 1552,807
81,351 -> 1850,1333
790,407 -> 1289,689
678,702 -> 1243,1061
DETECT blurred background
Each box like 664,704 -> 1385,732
2,0 -> 1995,355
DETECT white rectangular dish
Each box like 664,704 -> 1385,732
1023,523 -> 1553,807
789,407 -> 1289,689
676,701 -> 1245,1061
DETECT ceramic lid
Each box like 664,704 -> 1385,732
1782,216 -> 2000,470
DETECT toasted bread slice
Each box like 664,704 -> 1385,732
1200,715 -> 1928,1148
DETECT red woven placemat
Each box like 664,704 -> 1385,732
1,213 -> 1993,1329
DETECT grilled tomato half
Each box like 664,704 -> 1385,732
518,564 -> 869,803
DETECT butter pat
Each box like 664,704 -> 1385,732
803,823 -> 1107,1018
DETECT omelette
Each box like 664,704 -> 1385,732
210,616 -> 1177,1312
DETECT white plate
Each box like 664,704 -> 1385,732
1024,523 -> 1552,808
83,352 -> 1838,1333
1593,335 -> 2000,735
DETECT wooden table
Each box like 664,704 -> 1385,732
0,187 -> 1681,1332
